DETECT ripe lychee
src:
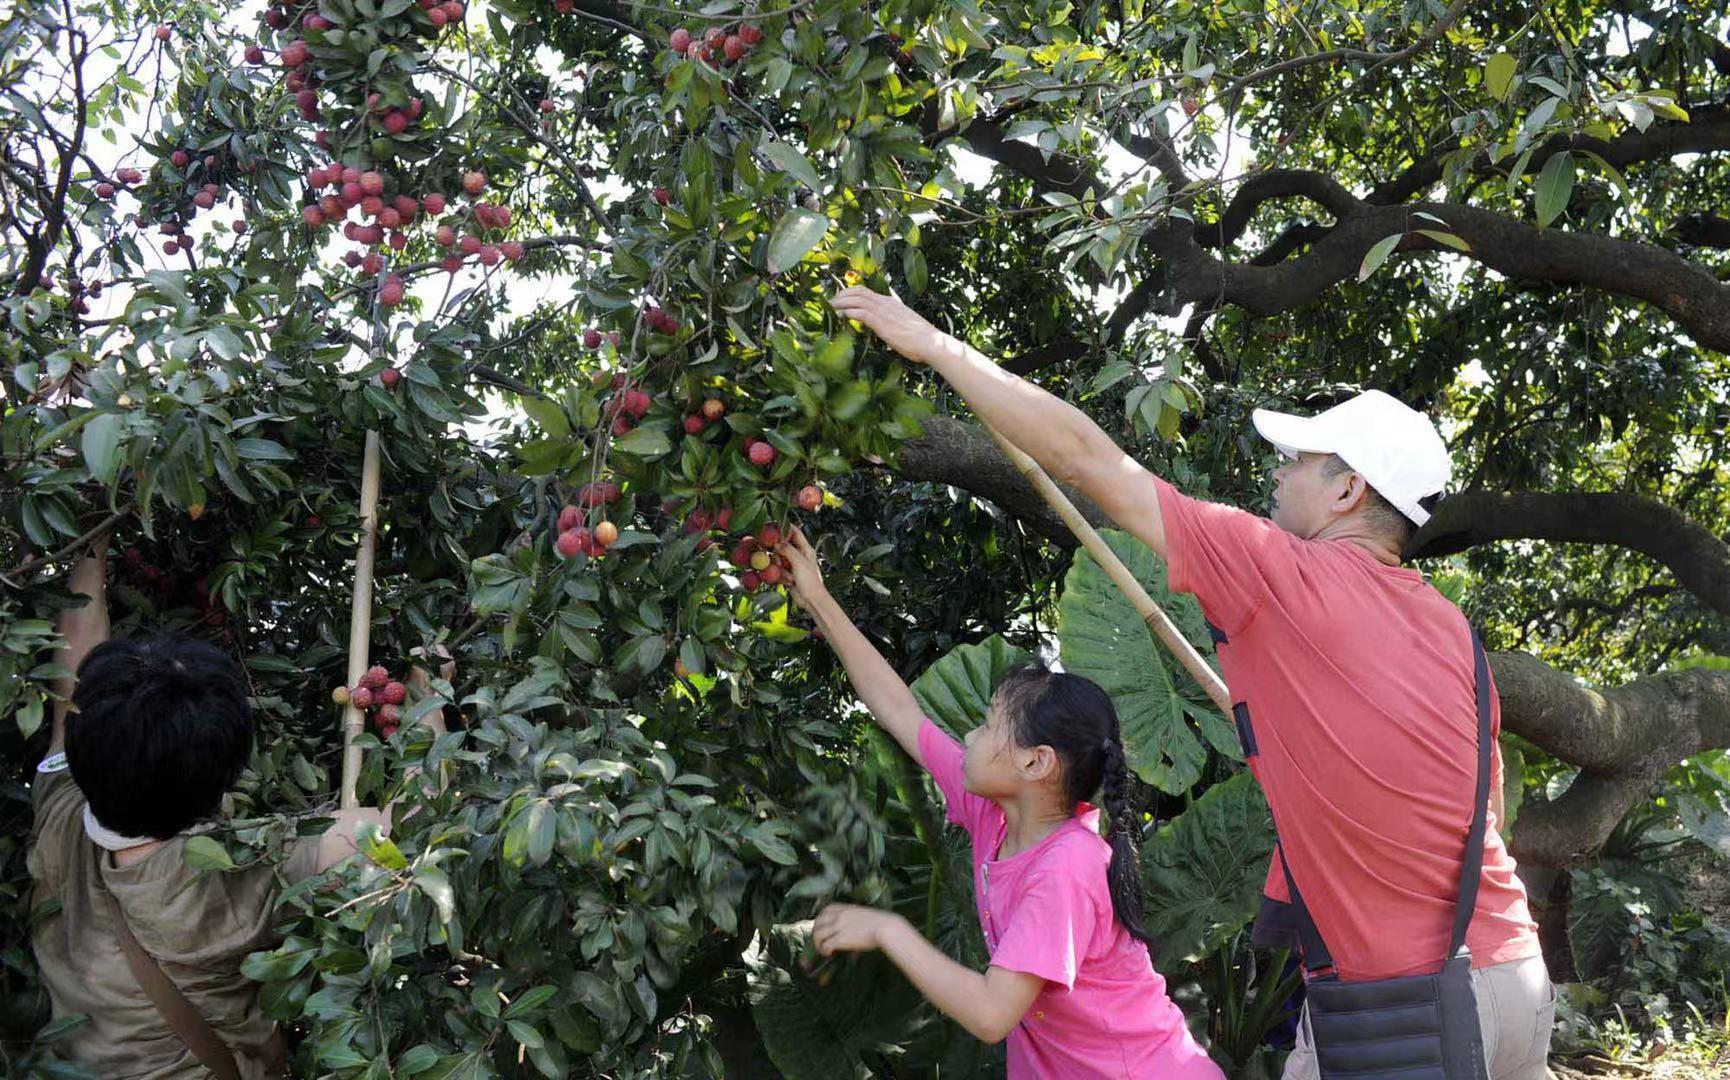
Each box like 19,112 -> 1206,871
558,505 -> 582,531
683,415 -> 706,435
653,187 -> 671,205
501,240 -> 525,261
95,182 -> 115,199
302,205 -> 326,227
583,328 -> 602,349
246,45 -> 265,64
379,276 -> 405,306
797,485 -> 822,512
380,681 -> 407,705
556,529 -> 584,558
422,192 -> 446,214
702,398 -> 724,420
758,522 -> 783,547
350,685 -> 375,708
739,23 -> 763,45
381,366 -> 402,386
741,570 -> 762,591
170,149 -> 190,168
462,170 -> 486,195
670,27 -> 692,52
724,34 -> 745,61
364,665 -> 390,688
154,25 -> 172,41
748,441 -> 776,467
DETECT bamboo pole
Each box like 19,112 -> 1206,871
340,428 -> 383,809
978,423 -> 1233,714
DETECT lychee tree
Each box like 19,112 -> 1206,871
4,0 -> 1730,1075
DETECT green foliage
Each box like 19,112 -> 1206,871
1058,530 -> 1237,796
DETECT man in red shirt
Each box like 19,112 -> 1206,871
832,287 -> 1555,1080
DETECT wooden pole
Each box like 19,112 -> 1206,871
978,423 -> 1233,714
340,428 -> 383,809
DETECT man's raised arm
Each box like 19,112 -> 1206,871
831,288 -> 1167,558
48,543 -> 111,755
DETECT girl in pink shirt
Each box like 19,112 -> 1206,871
782,529 -> 1223,1079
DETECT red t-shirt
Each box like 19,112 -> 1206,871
1155,478 -> 1542,981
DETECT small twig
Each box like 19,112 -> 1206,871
2,500 -> 134,587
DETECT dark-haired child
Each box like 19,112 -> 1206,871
781,528 -> 1223,1078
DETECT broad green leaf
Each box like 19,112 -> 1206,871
184,835 -> 234,872
745,925 -> 924,1080
761,140 -> 822,192
1140,771 -> 1274,971
612,424 -> 672,459
82,412 -> 123,486
522,397 -> 570,440
909,634 -> 1030,740
766,209 -> 830,274
1484,52 -> 1517,101
1357,232 -> 1404,282
1534,150 -> 1575,227
414,866 -> 455,923
1057,529 -> 1220,795
1416,229 -> 1471,252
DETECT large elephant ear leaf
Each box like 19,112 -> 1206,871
745,923 -> 923,1079
909,634 -> 1031,740
1141,770 -> 1275,972
1057,528 -> 1232,795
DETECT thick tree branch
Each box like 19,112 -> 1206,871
1144,198 -> 1730,353
1675,212 -> 1730,248
1199,170 -> 1361,250
1407,491 -> 1730,615
1367,104 -> 1730,207
1491,651 -> 1730,866
891,415 -> 1104,544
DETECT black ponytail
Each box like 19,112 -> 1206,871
995,661 -> 1154,946
1097,736 -> 1152,945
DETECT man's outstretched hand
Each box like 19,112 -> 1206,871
830,287 -> 950,366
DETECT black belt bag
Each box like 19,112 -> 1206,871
1271,626 -> 1494,1080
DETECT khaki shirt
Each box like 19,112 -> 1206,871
28,767 -> 319,1079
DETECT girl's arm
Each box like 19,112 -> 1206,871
779,528 -> 926,764
814,903 -> 1044,1044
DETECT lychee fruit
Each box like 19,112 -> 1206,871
740,23 -> 763,45
702,398 -> 724,420
670,27 -> 692,52
653,187 -> 671,205
350,685 -> 375,708
556,529 -> 584,558
748,441 -> 776,467
683,415 -> 706,435
364,665 -> 390,688
380,681 -> 407,705
332,685 -> 351,705
462,170 -> 486,195
558,505 -> 582,531
594,521 -> 619,547
422,192 -> 446,214
583,328 -> 602,349
381,366 -> 402,386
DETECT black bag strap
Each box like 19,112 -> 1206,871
1275,622 -> 1494,976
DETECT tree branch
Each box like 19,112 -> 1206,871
1675,212 -> 1730,248
1491,651 -> 1730,866
891,416 -> 1105,544
1407,490 -> 1730,615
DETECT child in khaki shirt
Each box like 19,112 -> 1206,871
28,546 -> 432,1077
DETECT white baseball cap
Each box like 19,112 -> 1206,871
1251,390 -> 1451,526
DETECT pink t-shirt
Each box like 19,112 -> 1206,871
918,720 -> 1224,1079
1154,477 -> 1542,982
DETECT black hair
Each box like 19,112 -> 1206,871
992,660 -> 1152,945
65,633 -> 254,839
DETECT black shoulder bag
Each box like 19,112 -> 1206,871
1275,626 -> 1494,1080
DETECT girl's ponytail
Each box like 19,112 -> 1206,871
1099,736 -> 1154,946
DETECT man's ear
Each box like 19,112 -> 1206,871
1020,745 -> 1059,784
1334,471 -> 1372,514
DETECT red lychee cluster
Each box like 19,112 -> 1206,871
333,663 -> 409,738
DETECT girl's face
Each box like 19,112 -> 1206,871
962,697 -> 1054,797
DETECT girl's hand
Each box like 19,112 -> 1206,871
830,287 -> 948,366
777,527 -> 829,610
812,902 -> 903,956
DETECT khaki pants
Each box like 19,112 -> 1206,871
1282,954 -> 1556,1080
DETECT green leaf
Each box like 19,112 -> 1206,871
745,925 -> 924,1080
1357,232 -> 1404,282
414,866 -> 455,922
761,140 -> 822,193
1484,52 -> 1517,101
1056,529 -> 1220,795
1415,229 -> 1471,252
827,380 -> 871,421
1534,150 -> 1575,228
612,424 -> 672,459
396,1046 -> 441,1074
234,438 -> 294,462
506,985 -> 559,1019
909,634 -> 1030,740
1140,771 -> 1274,971
82,413 -> 124,486
766,209 -> 831,274
522,397 -> 570,440
183,835 -> 234,872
